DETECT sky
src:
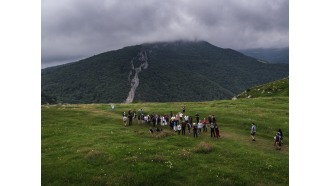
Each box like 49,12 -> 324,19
41,0 -> 289,68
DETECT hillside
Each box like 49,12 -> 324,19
238,47 -> 289,64
42,40 -> 289,103
236,77 -> 289,98
42,97 -> 289,185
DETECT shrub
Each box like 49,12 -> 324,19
194,141 -> 214,154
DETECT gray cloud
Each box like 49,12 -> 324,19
42,0 -> 288,68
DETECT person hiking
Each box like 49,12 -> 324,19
251,123 -> 256,141
274,132 -> 281,150
187,122 -> 192,134
210,122 -> 215,137
128,110 -> 133,126
181,121 -> 186,135
212,115 -> 216,125
197,121 -> 203,133
203,118 -> 207,132
123,116 -> 128,126
193,123 -> 198,138
195,113 -> 200,123
177,124 -> 182,135
173,120 -> 177,132
278,128 -> 283,144
215,125 -> 220,138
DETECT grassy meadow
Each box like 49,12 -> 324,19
42,97 -> 289,185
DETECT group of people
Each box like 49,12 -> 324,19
250,123 -> 284,150
122,106 -> 284,149
122,106 -> 221,139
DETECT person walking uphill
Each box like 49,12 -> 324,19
251,123 -> 256,141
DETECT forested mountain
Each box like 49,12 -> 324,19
41,41 -> 289,104
238,47 -> 289,64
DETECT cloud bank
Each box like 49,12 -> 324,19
42,0 -> 288,68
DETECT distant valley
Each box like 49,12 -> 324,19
238,47 -> 289,64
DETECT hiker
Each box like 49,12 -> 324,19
161,116 -> 166,126
182,105 -> 186,113
123,116 -> 128,126
193,123 -> 198,138
195,113 -> 200,123
173,120 -> 177,132
188,116 -> 193,126
197,121 -> 203,133
177,123 -> 182,135
212,115 -> 216,125
203,118 -> 207,132
251,123 -> 256,141
278,128 -> 283,144
210,122 -> 215,137
184,115 -> 189,123
181,121 -> 186,135
274,132 -> 281,150
215,125 -> 220,138
144,115 -> 148,124
179,112 -> 183,121
187,122 -> 192,134
128,110 -> 133,126
176,113 -> 180,121
170,119 -> 174,130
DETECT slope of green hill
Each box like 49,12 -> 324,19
237,77 -> 289,98
42,40 -> 289,103
42,97 -> 289,185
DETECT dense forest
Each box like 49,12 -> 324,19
41,41 -> 289,104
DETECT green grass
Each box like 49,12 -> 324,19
237,77 -> 289,98
42,97 -> 289,185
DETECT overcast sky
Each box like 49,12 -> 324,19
41,0 -> 289,68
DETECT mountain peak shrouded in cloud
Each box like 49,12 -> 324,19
42,0 -> 288,68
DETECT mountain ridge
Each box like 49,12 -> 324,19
41,40 -> 289,103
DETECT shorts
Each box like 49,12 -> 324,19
251,132 -> 256,136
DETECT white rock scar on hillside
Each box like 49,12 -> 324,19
124,51 -> 150,103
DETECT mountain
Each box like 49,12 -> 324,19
41,40 -> 289,103
236,77 -> 289,98
238,47 -> 289,64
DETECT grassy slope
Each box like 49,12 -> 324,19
42,98 -> 289,185
237,77 -> 289,98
